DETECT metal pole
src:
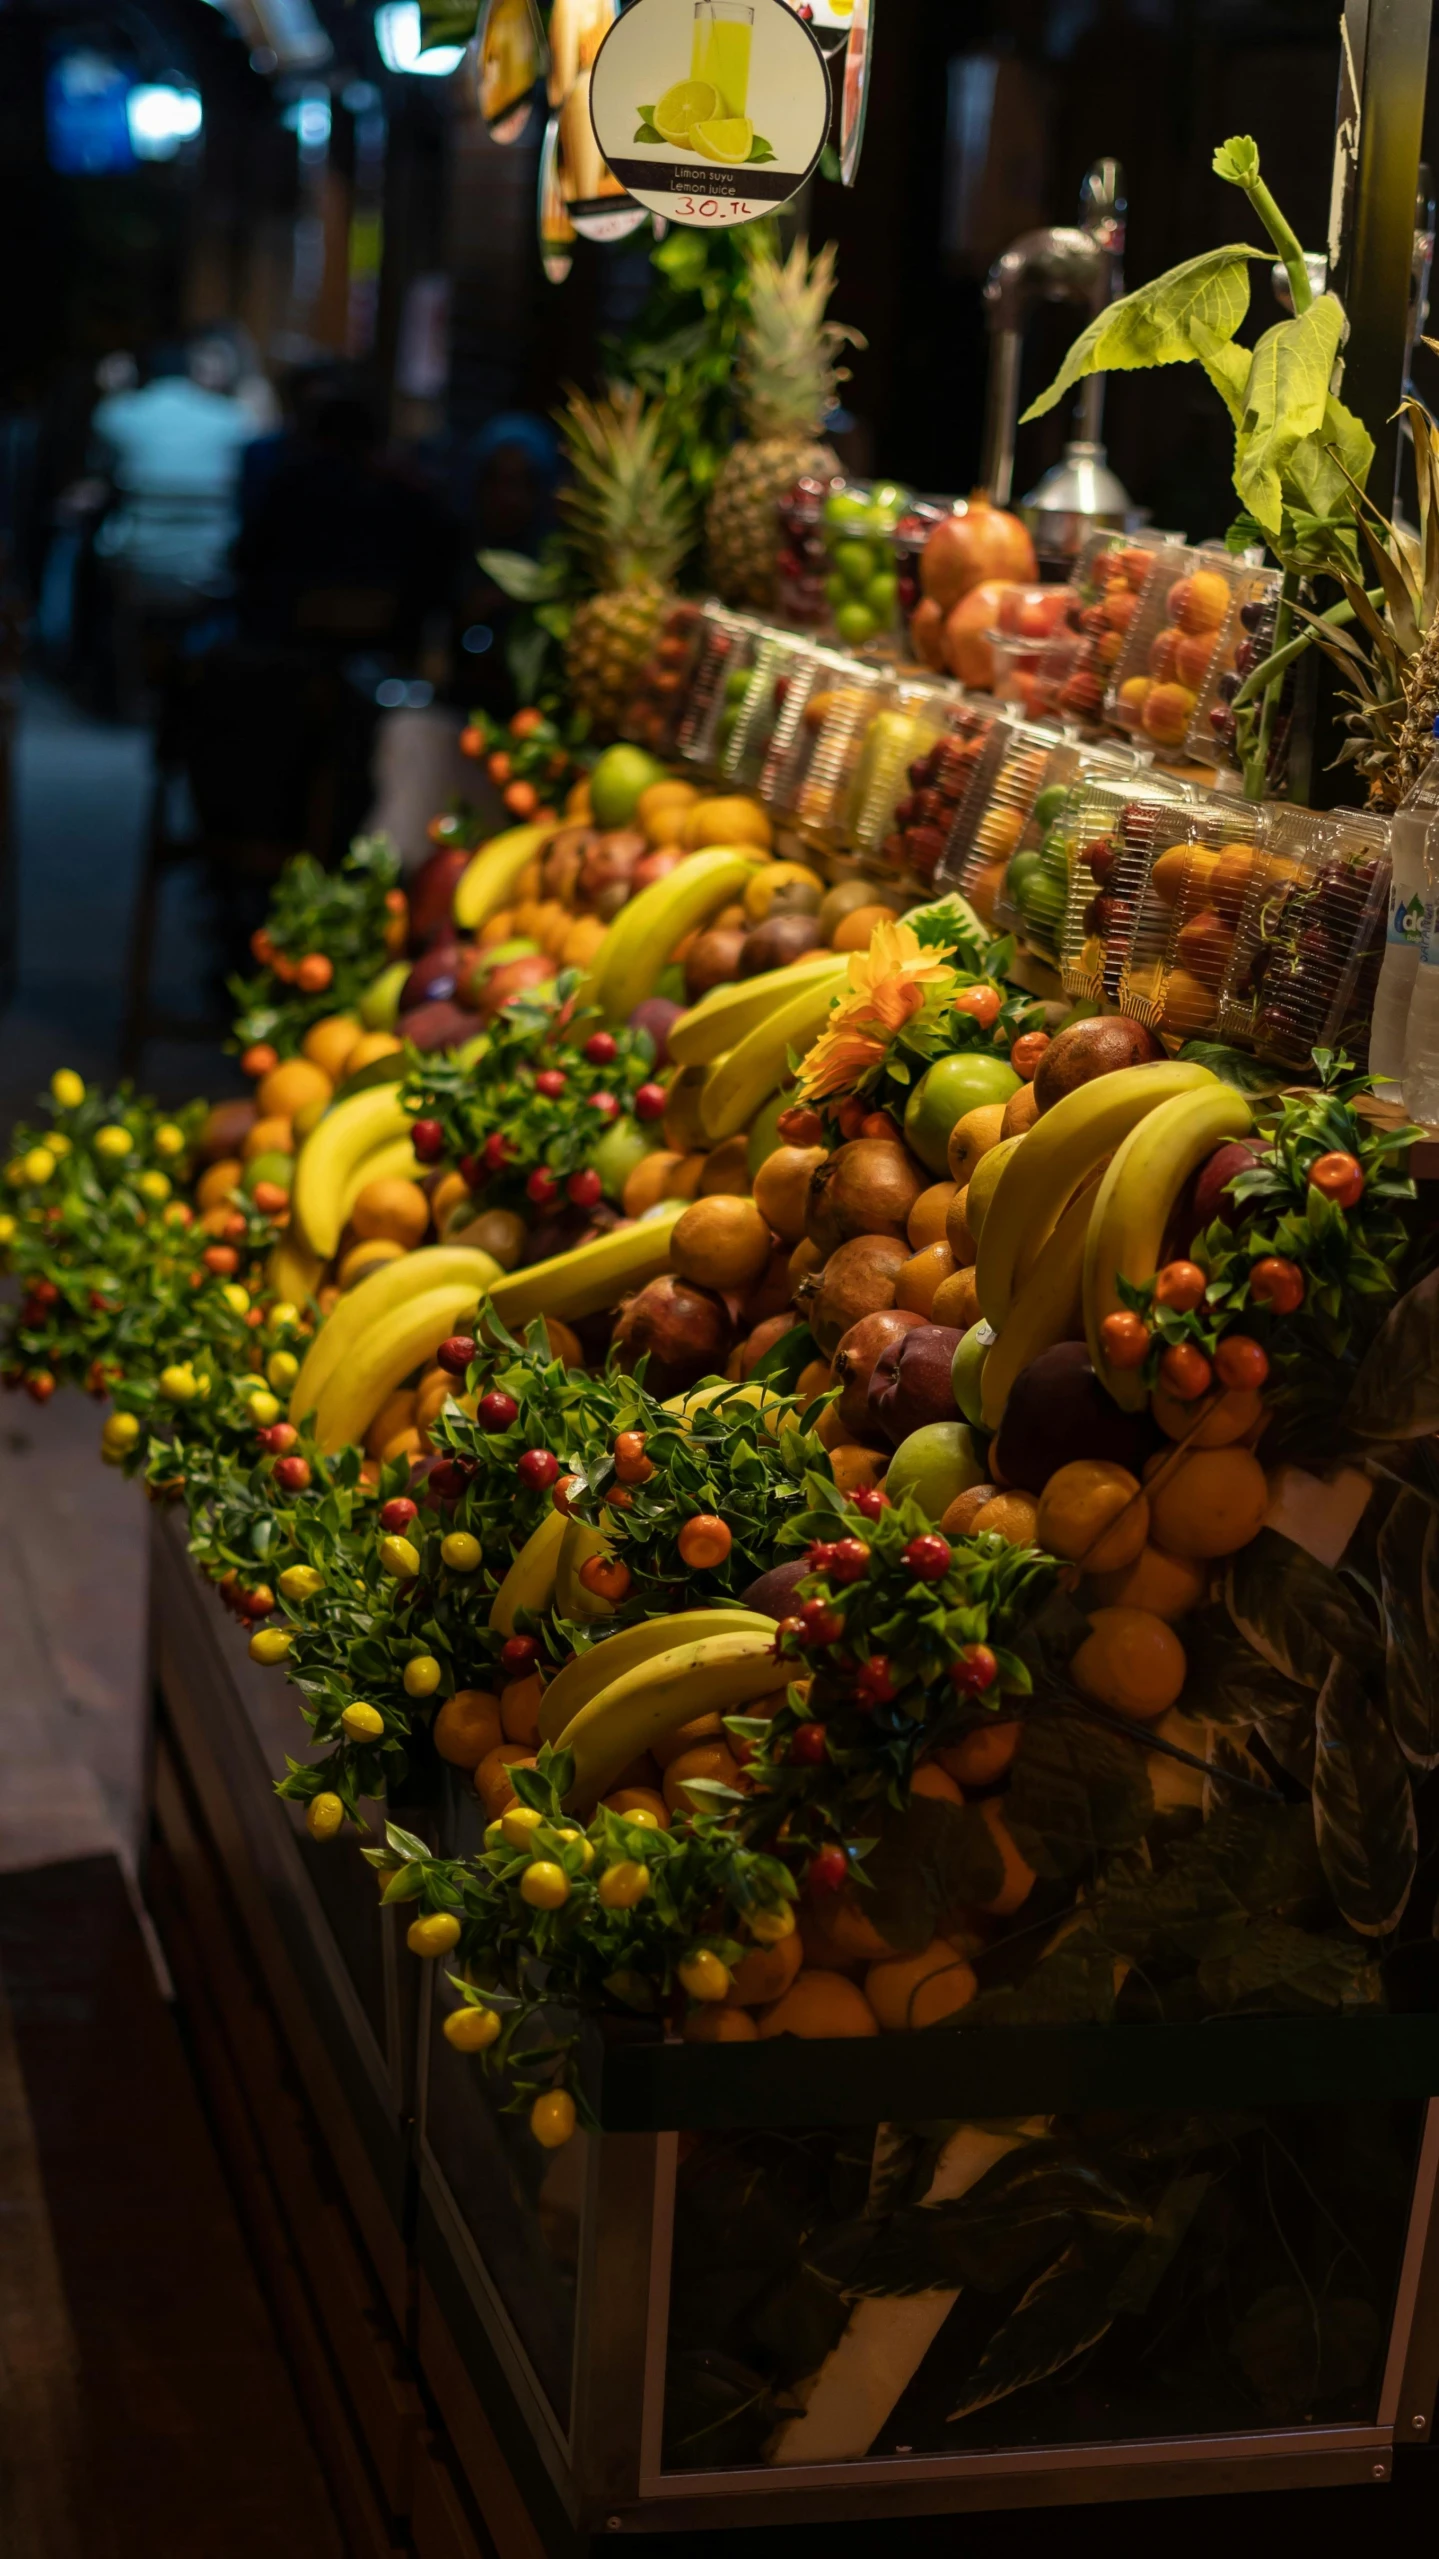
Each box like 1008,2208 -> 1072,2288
1328,0 -> 1433,518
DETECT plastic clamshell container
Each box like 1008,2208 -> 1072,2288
1114,795 -> 1269,1043
1218,806 -> 1392,1065
1183,563 -> 1285,773
1026,528 -> 1171,732
815,475 -> 910,657
774,469 -> 849,634
1057,773 -> 1200,1007
673,605 -> 760,767
984,628 -> 1069,712
1103,544 -> 1242,755
973,728 -> 1082,954
843,674 -> 958,867
715,627 -> 818,794
767,655 -> 896,858
618,599 -> 708,753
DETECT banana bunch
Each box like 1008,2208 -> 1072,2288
311,1281 -> 487,1453
577,850 -> 757,1027
1084,1079 -> 1254,1409
667,953 -> 848,1070
486,1199 -> 684,1328
289,1243 -> 503,1424
975,1061 -> 1216,1330
489,1507 -> 569,1634
339,1135 -> 424,1228
536,1608 -> 776,1744
699,969 -> 847,1144
291,1084 -> 414,1261
556,1627 -> 792,1806
978,1179 -> 1097,1431
452,820 -> 560,933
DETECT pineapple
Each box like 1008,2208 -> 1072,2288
706,237 -> 861,611
560,385 -> 695,738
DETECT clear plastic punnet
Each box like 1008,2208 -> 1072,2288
715,627 -> 821,795
963,726 -> 1067,945
1182,563 -> 1284,774
617,598 -> 707,753
843,674 -> 960,869
1103,545 -> 1241,757
1058,774 -> 1200,1008
765,655 -> 896,859
1217,806 -> 1391,1067
1025,528 -> 1171,731
672,604 -> 758,766
1114,796 -> 1270,1043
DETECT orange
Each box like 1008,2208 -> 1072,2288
941,1483 -> 997,1537
974,1798 -> 1035,1915
1036,1460 -> 1148,1573
500,1673 -> 545,1747
799,1892 -> 896,1968
970,1490 -> 1040,1545
1148,1445 -> 1268,1559
242,1114 -> 294,1162
663,1742 -> 739,1815
865,1939 -> 978,2031
936,1720 -> 1020,1787
430,1171 -> 472,1230
1151,1382 -> 1264,1447
1002,1083 -> 1040,1139
727,1930 -> 803,2007
1071,1607 -> 1186,1720
651,1710 -> 725,1770
338,1238 -> 406,1289
930,1265 -> 982,1330
833,901 -> 904,952
829,1444 -> 887,1495
683,2004 -> 758,2042
364,1389 -> 415,1458
380,1425 -> 423,1466
258,1056 -> 332,1120
544,1316 -> 583,1367
1088,1544 -> 1207,1620
908,1181 -> 959,1251
603,1787 -> 670,1827
947,1103 -> 1007,1188
474,1745 -> 536,1817
415,1367 -> 454,1433
944,1186 -> 977,1263
352,1176 -> 430,1248
624,1150 -> 684,1217
343,1030 -> 403,1076
895,1240 -> 956,1317
198,1158 -> 243,1211
757,1970 -> 879,2038
434,1689 -> 504,1769
911,1760 -> 963,1805
301,1014 -> 362,1081
670,1195 -> 773,1293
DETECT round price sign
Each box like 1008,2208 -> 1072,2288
588,0 -> 830,229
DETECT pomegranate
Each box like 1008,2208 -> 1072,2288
943,581 -> 1024,690
920,499 -> 1037,612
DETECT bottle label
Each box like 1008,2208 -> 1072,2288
1422,895 -> 1439,967
1390,885 -> 1426,948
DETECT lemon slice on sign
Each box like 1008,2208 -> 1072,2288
654,79 -> 721,143
691,115 -> 753,163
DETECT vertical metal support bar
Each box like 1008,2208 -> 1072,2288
1329,0 -> 1434,517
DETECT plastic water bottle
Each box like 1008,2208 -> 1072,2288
1402,731 -> 1439,1122
1376,720 -> 1439,1091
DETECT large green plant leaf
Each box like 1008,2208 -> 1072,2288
960,1932 -> 1119,2028
1195,1917 -> 1379,2011
1234,296 -> 1345,538
1002,1710 -> 1153,1881
860,1797 -> 1004,1953
1311,1655 -> 1416,1935
948,2240 -> 1122,2419
1020,247 -> 1260,424
1224,1530 -> 1381,1690
1346,1268 -> 1439,1440
1377,1486 -> 1439,1768
1230,2285 -> 1382,2421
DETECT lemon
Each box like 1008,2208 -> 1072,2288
691,115 -> 752,163
653,77 -> 719,142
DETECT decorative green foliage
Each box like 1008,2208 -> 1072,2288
229,834 -> 403,1058
1020,246 -> 1260,426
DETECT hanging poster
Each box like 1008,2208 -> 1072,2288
782,0 -> 853,50
559,64 -> 650,237
537,109 -> 576,279
838,0 -> 869,186
588,0 -> 829,228
477,0 -> 547,141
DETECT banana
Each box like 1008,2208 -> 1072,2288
975,1062 -> 1216,1330
267,1235 -> 325,1306
452,821 -> 559,932
537,1609 -> 778,1745
578,850 -> 758,1027
979,1181 -> 1097,1431
312,1282 -> 484,1452
668,954 -> 849,1068
292,1084 -> 413,1260
288,1244 -> 503,1424
699,973 -> 845,1144
1085,1081 -> 1254,1410
339,1136 -> 424,1228
558,1630 -> 792,1806
489,1506 -> 569,1634
485,1199 -> 684,1328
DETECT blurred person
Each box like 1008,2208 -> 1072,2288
92,337 -> 260,591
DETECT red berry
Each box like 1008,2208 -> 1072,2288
31,1279 -> 59,1309
1155,1260 -> 1207,1314
437,1335 -> 475,1376
774,1615 -> 806,1652
500,1633 -> 538,1674
1249,1256 -> 1305,1315
1309,1150 -> 1365,1209
204,1244 -> 239,1275
518,1447 -> 559,1489
411,1118 -> 445,1164
777,1105 -> 824,1146
634,1082 -> 666,1121
380,1496 -> 418,1532
258,1422 -> 298,1453
527,1167 -> 558,1205
567,1168 -> 602,1208
788,1722 -> 828,1765
805,1540 -> 838,1575
584,1031 -> 618,1065
849,1486 -> 890,1521
1100,1310 -> 1151,1370
477,1390 -> 519,1431
798,1600 -> 844,1648
854,1655 -> 895,1709
273,1455 -> 312,1492
1158,1341 -> 1212,1401
535,1068 -> 567,1098
458,1153 -> 485,1191
588,1091 -> 620,1123
949,1642 -> 998,1694
827,1537 -> 871,1584
1214,1333 -> 1269,1391
483,1131 -> 510,1170
426,1459 -> 467,1500
903,1532 -> 952,1582
808,1845 -> 849,1896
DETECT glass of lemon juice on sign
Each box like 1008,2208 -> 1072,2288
691,0 -> 752,117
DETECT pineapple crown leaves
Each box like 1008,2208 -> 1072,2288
734,235 -> 864,443
555,382 -> 697,595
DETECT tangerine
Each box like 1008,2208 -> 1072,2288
352,1176 -> 430,1248
1151,1382 -> 1264,1446
663,1742 -> 739,1815
257,1056 -> 332,1121
930,1264 -> 983,1330
726,1930 -> 803,2007
474,1744 -> 536,1817
910,1760 -> 964,1805
974,1798 -> 1035,1915
895,1239 -> 957,1317
1035,1459 -> 1148,1573
603,1787 -> 670,1827
970,1490 -> 1040,1545
1087,1544 -> 1207,1619
936,1720 -> 1020,1786
908,1181 -> 959,1251
757,1971 -> 879,2038
683,2004 -> 758,2042
1148,1445 -> 1269,1559
1071,1606 -> 1186,1720
865,1939 -> 978,2030
433,1689 -> 503,1768
941,1482 -> 998,1536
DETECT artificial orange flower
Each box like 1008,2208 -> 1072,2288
797,1021 -> 889,1103
838,917 -> 957,1033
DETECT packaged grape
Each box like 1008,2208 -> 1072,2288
756,645 -> 829,818
1103,545 -> 1243,756
1059,775 -> 1199,1008
1028,530 -> 1169,729
775,471 -> 846,634
716,629 -> 819,794
1218,808 -> 1391,1066
844,675 -> 958,866
617,597 -> 705,752
884,699 -> 1006,887
672,604 -> 754,765
1114,796 -> 1265,1043
892,496 -> 955,656
766,657 -> 896,858
682,616 -> 767,770
1183,564 -> 1286,776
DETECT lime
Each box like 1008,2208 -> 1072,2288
1019,874 -> 1067,938
824,571 -> 847,608
691,114 -> 752,163
724,666 -> 751,699
1038,829 -> 1072,883
823,488 -> 870,527
1005,850 -> 1041,898
866,570 -> 899,617
834,600 -> 877,645
654,78 -> 720,142
1033,782 -> 1069,828
833,538 -> 875,591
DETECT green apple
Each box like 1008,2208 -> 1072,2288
359,960 -> 409,1031
903,1051 -> 1021,1175
1033,782 -> 1069,829
243,1149 -> 294,1196
884,1421 -> 985,1519
590,1116 -> 660,1202
951,1321 -> 996,1428
589,743 -> 666,829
